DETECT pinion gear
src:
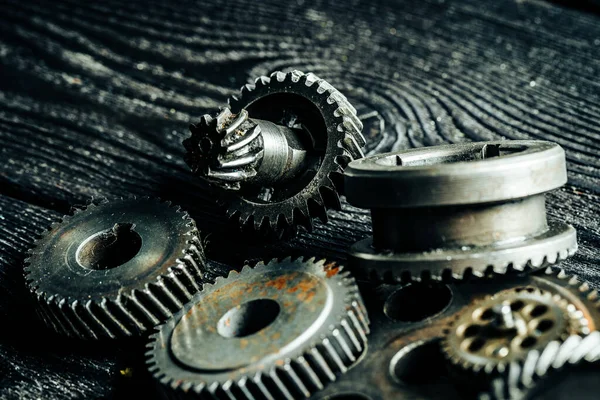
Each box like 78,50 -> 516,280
184,70 -> 365,236
24,197 -> 206,340
146,256 -> 370,400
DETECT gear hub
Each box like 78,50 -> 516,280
344,140 -> 577,282
184,70 -> 365,236
24,198 -> 206,339
146,257 -> 369,399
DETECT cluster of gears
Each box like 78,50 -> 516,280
22,70 -> 599,399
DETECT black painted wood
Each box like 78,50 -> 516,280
0,0 -> 599,398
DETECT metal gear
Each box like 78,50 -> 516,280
312,269 -> 600,400
344,140 -> 577,282
23,198 -> 206,340
183,70 -> 365,235
146,257 -> 370,399
482,333 -> 600,400
442,287 -> 588,374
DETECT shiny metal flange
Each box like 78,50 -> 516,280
344,141 -> 577,282
146,257 -> 369,399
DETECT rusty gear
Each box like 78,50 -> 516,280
146,257 -> 369,399
184,70 -> 365,236
24,198 -> 205,339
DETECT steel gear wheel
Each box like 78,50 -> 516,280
184,70 -> 365,236
345,140 -> 577,282
482,333 -> 600,400
24,198 -> 206,340
442,286 -> 588,375
146,256 -> 370,400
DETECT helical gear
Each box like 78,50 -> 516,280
146,256 -> 370,399
482,333 -> 600,400
23,198 -> 206,340
184,70 -> 365,235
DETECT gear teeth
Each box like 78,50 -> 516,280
363,240 -> 578,284
217,69 -> 365,236
482,333 -> 600,399
443,280 -> 593,380
147,257 -> 369,399
24,198 -> 206,339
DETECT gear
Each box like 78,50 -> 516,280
344,140 -> 577,282
183,70 -> 365,236
24,198 -> 206,340
146,256 -> 370,399
482,333 -> 600,400
442,287 -> 588,375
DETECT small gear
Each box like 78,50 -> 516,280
183,70 -> 365,236
344,140 -> 577,282
482,333 -> 600,400
24,198 -> 206,340
146,257 -> 370,399
442,286 -> 588,375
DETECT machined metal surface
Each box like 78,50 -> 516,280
312,268 -> 600,400
344,140 -> 577,282
24,198 -> 206,339
184,70 -> 366,235
146,257 -> 370,399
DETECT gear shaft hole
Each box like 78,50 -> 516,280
76,223 -> 142,270
217,298 -> 280,338
384,283 -> 452,322
390,339 -> 447,385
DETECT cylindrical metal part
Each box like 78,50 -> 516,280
344,140 -> 577,282
253,119 -> 308,186
345,141 -> 567,208
371,195 -> 548,252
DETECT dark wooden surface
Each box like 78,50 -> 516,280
1,0 -> 599,398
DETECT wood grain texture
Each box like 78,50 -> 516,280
0,0 -> 599,398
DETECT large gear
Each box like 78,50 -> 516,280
481,333 -> 600,400
442,287 -> 588,374
183,70 -> 365,236
24,198 -> 206,340
146,256 -> 370,399
344,140 -> 577,282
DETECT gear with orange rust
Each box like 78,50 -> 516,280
146,256 -> 370,399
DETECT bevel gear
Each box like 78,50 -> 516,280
442,287 -> 588,375
24,198 -> 206,340
482,333 -> 600,400
183,70 -> 365,236
344,140 -> 577,282
146,257 -> 370,399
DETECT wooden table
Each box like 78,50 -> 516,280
1,0 -> 599,398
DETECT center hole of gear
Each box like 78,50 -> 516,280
384,283 -> 452,322
390,339 -> 447,385
76,223 -> 142,270
217,298 -> 280,338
